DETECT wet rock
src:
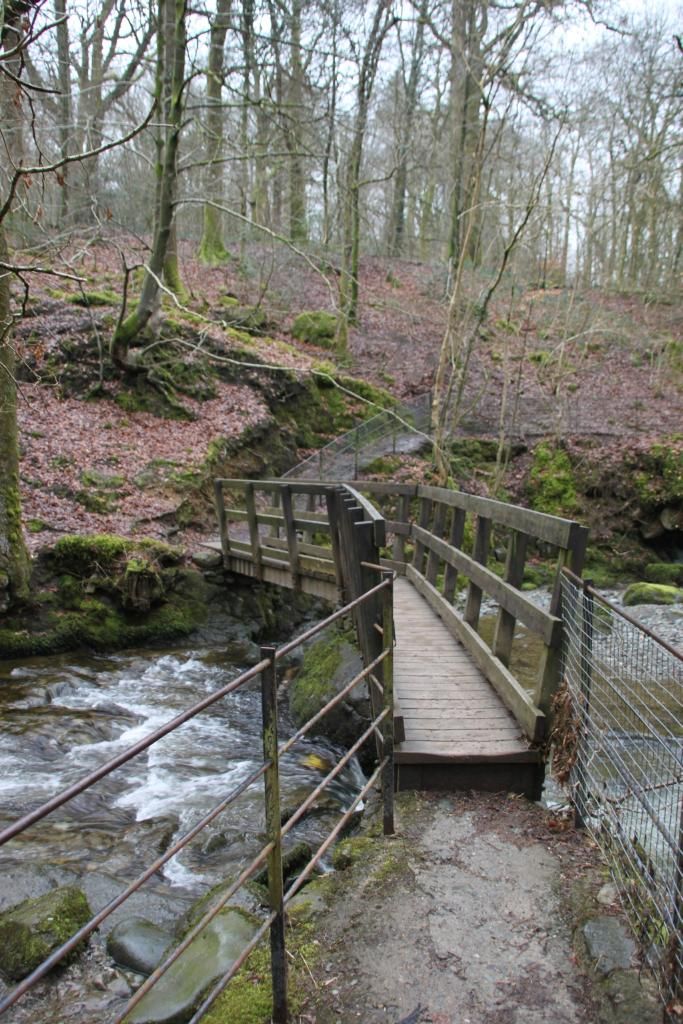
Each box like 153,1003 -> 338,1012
222,637 -> 261,665
289,629 -> 370,753
190,550 -> 223,571
107,918 -> 174,976
596,882 -> 619,906
125,908 -> 259,1024
0,885 -> 91,982
583,917 -> 637,975
252,840 -> 312,893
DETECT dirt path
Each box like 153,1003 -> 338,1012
301,791 -> 661,1024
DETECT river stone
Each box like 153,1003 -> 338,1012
190,550 -> 223,571
0,885 -> 91,982
583,917 -> 637,975
107,917 -> 175,976
623,582 -> 682,606
126,908 -> 258,1024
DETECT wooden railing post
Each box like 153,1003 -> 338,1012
280,485 -> 301,591
381,570 -> 395,836
260,646 -> 287,1024
464,515 -> 491,630
443,507 -> 465,603
269,490 -> 281,539
425,500 -> 446,586
325,488 -> 344,596
412,495 -> 433,575
245,483 -> 263,579
392,492 -> 411,564
213,480 -> 230,560
492,530 -> 528,667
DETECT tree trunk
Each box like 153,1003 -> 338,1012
286,0 -> 307,242
389,3 -> 426,257
198,0 -> 232,265
111,0 -> 187,361
54,0 -> 72,225
0,226 -> 30,607
339,0 -> 394,329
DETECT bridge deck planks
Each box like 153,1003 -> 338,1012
393,577 -> 540,770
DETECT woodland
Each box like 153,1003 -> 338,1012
0,0 -> 682,633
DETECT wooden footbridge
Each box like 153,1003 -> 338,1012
212,479 -> 588,797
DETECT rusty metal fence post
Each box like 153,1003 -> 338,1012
260,646 -> 287,1024
381,571 -> 395,836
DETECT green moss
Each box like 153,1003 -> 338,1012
69,289 -> 119,307
644,562 -> 683,586
221,305 -> 271,336
0,886 -> 91,982
527,441 -> 579,516
74,489 -> 117,513
335,375 -> 395,411
0,538 -> 201,658
634,439 -> 683,508
331,836 -> 376,871
201,921 -> 320,1024
0,584 -> 206,658
363,455 -> 403,476
289,631 -> 344,725
448,438 -> 499,485
80,470 -> 125,489
623,582 -> 682,606
51,534 -> 130,576
291,310 -> 338,348
26,518 -> 49,533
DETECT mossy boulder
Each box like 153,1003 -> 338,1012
220,305 -> 271,336
291,311 -> 338,348
0,885 -> 91,982
623,582 -> 682,606
288,628 -> 370,754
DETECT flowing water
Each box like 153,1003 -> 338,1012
0,644 -> 366,925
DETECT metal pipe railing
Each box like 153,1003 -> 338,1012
0,573 -> 395,1024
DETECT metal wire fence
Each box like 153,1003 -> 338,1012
558,570 -> 683,1012
283,392 -> 431,481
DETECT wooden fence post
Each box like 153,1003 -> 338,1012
245,483 -> 263,579
280,486 -> 301,591
412,496 -> 433,575
213,480 -> 230,560
443,507 -> 465,603
464,515 -> 491,630
392,492 -> 411,564
492,530 -> 528,667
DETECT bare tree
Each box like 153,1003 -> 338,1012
111,0 -> 188,361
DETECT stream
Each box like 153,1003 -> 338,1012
0,635 -> 366,1022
